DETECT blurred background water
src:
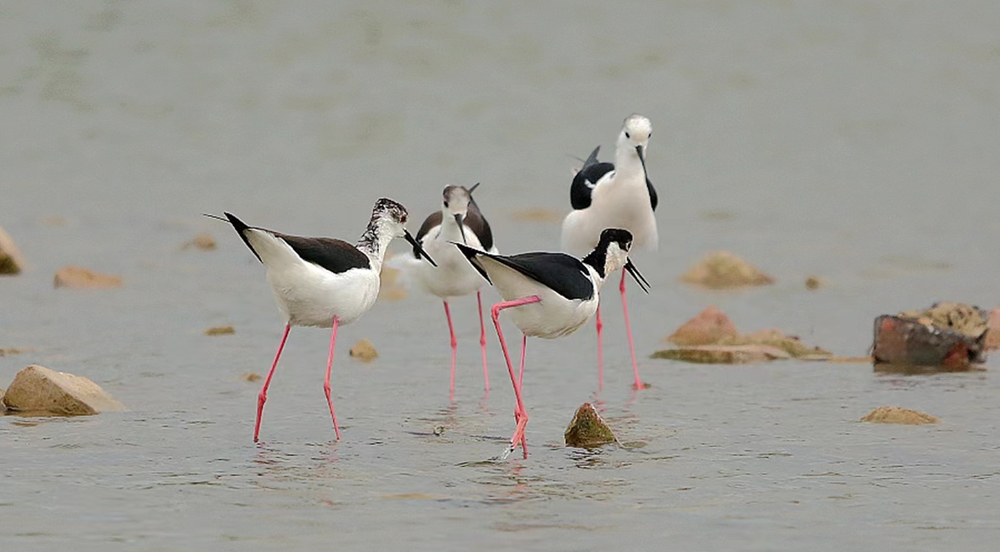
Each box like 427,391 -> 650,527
2,1 -> 999,550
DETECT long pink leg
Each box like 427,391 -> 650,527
255,323 -> 291,443
595,305 -> 604,390
323,316 -> 342,440
477,291 -> 490,394
443,300 -> 458,401
490,295 -> 541,458
620,269 -> 645,390
517,334 -> 528,455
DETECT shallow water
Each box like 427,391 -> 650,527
3,1 -> 1000,550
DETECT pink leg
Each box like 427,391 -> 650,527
490,295 -> 541,458
477,291 -> 490,395
620,269 -> 645,390
517,334 -> 528,455
255,323 -> 291,443
323,316 -> 342,440
595,305 -> 604,390
443,300 -> 458,401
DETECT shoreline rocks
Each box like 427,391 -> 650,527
54,266 -> 123,289
860,406 -> 938,425
680,251 -> 774,289
349,339 -> 378,362
2,365 -> 124,416
0,223 -> 26,275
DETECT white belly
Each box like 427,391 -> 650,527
561,179 -> 658,256
411,236 -> 488,300
266,263 -> 380,327
484,258 -> 599,339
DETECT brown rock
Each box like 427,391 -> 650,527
378,253 -> 406,301
205,325 -> 235,336
873,303 -> 990,369
0,347 -> 28,357
984,308 -> 1000,351
651,344 -> 791,364
680,251 -> 774,289
730,329 -> 833,359
860,406 -> 938,425
3,365 -> 124,416
805,276 -> 824,290
564,403 -> 616,448
182,233 -> 217,251
349,339 -> 378,362
0,223 -> 26,275
510,208 -> 562,223
0,388 -> 6,413
240,372 -> 262,382
54,266 -> 122,289
665,306 -> 738,346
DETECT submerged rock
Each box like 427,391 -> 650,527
182,233 -> 217,251
680,251 -> 774,289
665,305 -> 738,346
860,406 -> 938,425
805,275 -> 825,290
564,403 -> 616,448
378,253 -> 406,301
349,339 -> 378,362
204,325 -> 235,336
655,307 -> 832,364
872,302 -> 989,369
240,372 -> 262,382
54,266 -> 122,289
0,223 -> 26,275
2,365 -> 124,416
0,347 -> 28,357
652,344 -> 790,364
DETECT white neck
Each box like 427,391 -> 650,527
614,140 -> 646,185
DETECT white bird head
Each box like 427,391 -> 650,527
616,114 -> 653,171
441,183 -> 479,245
370,198 -> 437,266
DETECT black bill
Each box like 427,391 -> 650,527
468,182 -> 481,194
454,213 -> 468,245
405,230 -> 437,267
624,258 -> 650,294
636,145 -> 647,177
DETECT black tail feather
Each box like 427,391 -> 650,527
204,212 -> 262,263
451,242 -> 492,284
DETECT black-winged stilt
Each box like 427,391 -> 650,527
561,114 -> 658,390
454,228 -> 649,459
207,198 -> 435,442
406,184 -> 497,399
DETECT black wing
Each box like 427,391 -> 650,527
412,211 -> 442,258
646,177 -> 658,211
465,198 -> 494,251
275,233 -> 371,274
455,243 -> 594,302
570,146 -> 614,210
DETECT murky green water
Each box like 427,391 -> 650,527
3,1 -> 1000,550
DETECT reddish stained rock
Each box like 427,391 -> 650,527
665,306 -> 738,346
872,303 -> 989,369
54,266 -> 122,289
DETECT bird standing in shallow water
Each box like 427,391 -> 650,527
455,228 -> 649,459
406,184 -> 497,400
208,198 -> 435,442
561,114 -> 658,390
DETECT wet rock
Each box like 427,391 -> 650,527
652,344 -> 791,364
664,305 -> 738,346
2,365 -> 124,416
655,307 -> 832,363
983,308 -> 1000,351
805,275 -> 825,290
0,388 -> 5,413
872,302 -> 989,369
860,406 -> 938,425
240,372 -> 262,382
564,403 -> 616,448
182,233 -> 217,251
378,253 -> 406,301
205,325 -> 235,336
54,266 -> 122,289
679,251 -> 774,289
0,223 -> 26,275
349,339 -> 378,362
510,208 -> 562,223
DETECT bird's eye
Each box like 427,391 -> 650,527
625,132 -> 631,139
443,201 -> 449,208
